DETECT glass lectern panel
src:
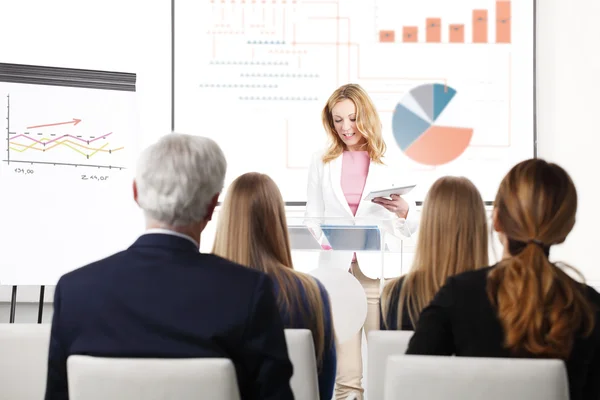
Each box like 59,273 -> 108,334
287,216 -> 413,279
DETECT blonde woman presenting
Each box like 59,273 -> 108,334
305,83 -> 419,399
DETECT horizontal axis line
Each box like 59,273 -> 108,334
2,159 -> 126,169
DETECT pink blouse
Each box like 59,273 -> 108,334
341,151 -> 370,215
320,151 -> 370,252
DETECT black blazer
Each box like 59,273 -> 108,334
380,276 -> 415,331
44,233 -> 294,400
407,266 -> 600,400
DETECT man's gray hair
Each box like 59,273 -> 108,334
135,133 -> 227,226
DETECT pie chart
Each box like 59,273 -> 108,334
392,83 -> 473,166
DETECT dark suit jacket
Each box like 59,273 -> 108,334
379,276 -> 415,331
45,233 -> 294,400
407,266 -> 600,400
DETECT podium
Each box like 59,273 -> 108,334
287,217 -> 409,343
287,216 -> 408,280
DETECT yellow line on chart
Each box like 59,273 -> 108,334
89,142 -> 109,157
9,139 -> 125,158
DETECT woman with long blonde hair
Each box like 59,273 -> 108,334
305,83 -> 419,399
213,172 -> 336,400
380,176 -> 489,330
407,159 -> 600,400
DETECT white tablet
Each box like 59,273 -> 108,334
363,184 -> 416,201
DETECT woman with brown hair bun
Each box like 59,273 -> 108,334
406,159 -> 600,400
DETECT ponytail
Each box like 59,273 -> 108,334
487,239 -> 595,359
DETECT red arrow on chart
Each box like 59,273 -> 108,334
27,118 -> 82,130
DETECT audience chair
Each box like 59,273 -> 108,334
383,355 -> 569,400
284,329 -> 319,400
67,356 -> 241,400
0,323 -> 51,400
366,330 -> 413,400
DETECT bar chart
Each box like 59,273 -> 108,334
449,25 -> 465,43
379,0 -> 511,44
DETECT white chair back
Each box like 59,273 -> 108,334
284,329 -> 319,400
384,355 -> 570,400
67,356 -> 240,400
366,330 -> 413,400
0,323 -> 51,400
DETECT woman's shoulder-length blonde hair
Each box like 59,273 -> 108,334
212,172 -> 334,365
321,83 -> 386,164
381,176 -> 489,329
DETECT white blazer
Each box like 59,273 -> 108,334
305,151 -> 419,279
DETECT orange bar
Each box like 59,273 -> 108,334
379,30 -> 395,43
403,26 -> 418,43
472,10 -> 488,43
426,18 -> 441,43
496,1 -> 511,43
449,24 -> 464,43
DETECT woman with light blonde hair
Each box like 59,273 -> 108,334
305,83 -> 419,399
380,176 -> 489,330
213,172 -> 336,400
406,159 -> 600,400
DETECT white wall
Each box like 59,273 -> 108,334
536,0 -> 600,288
